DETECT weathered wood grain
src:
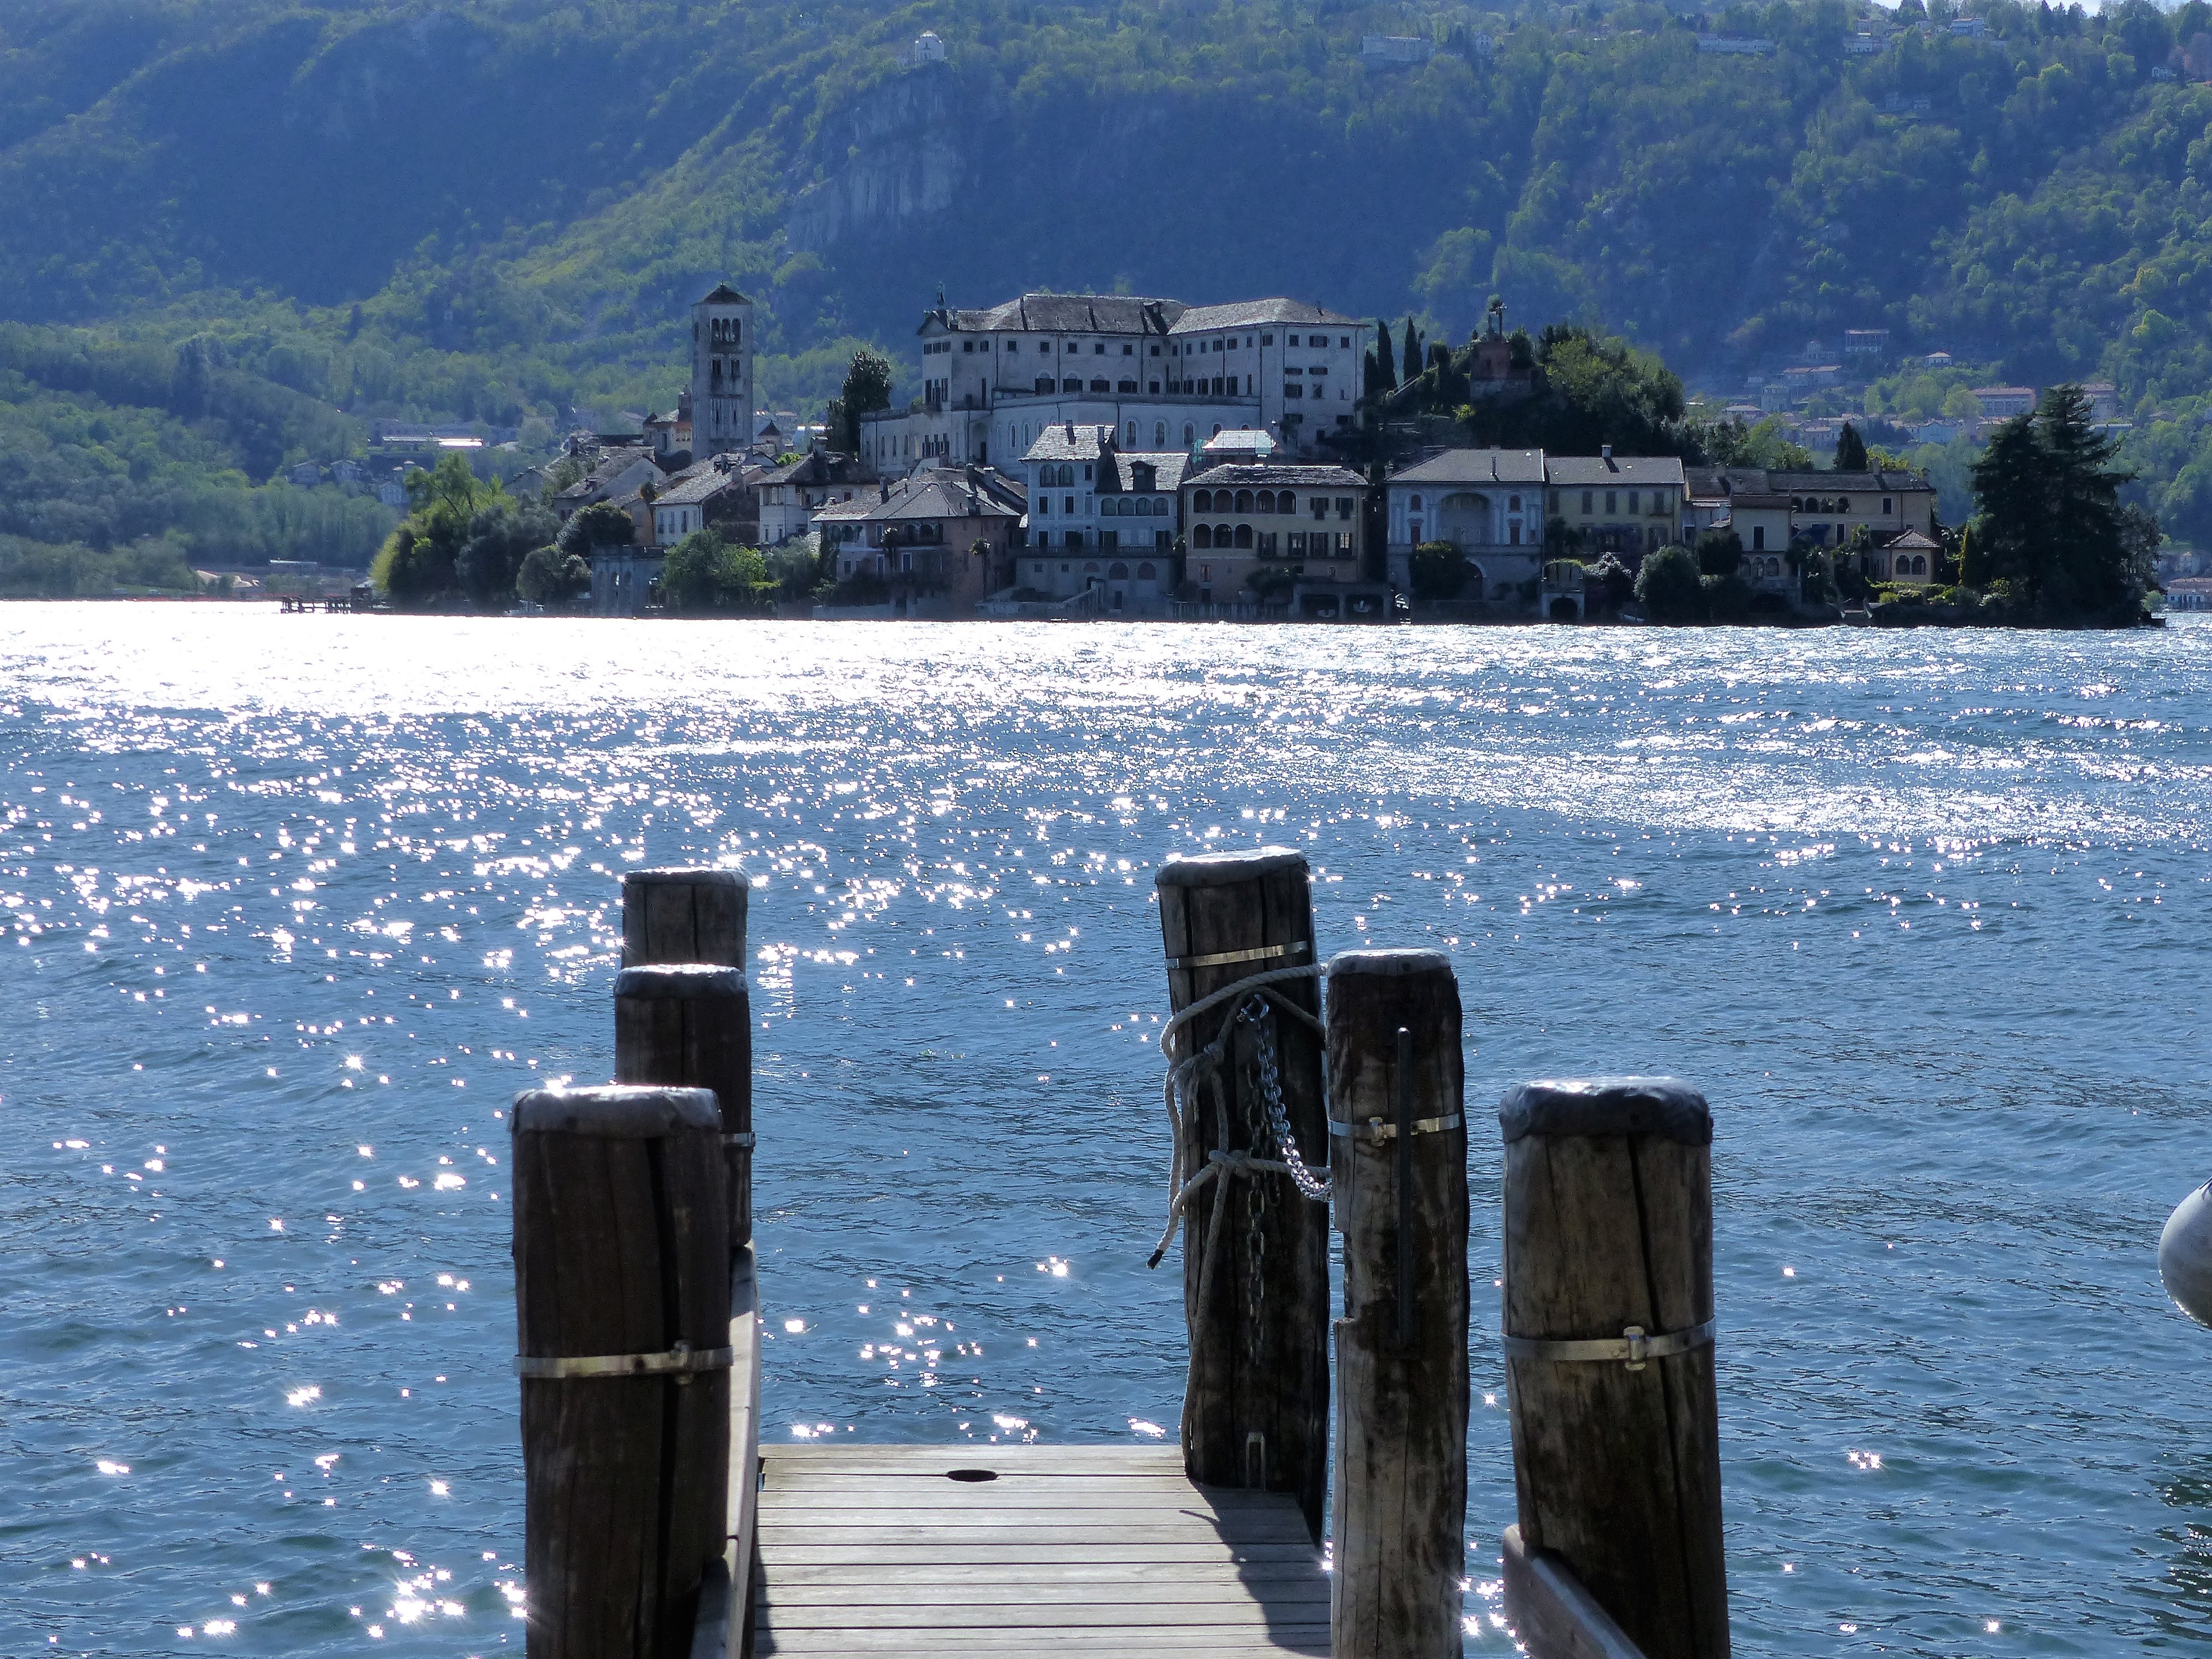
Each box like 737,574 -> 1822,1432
1326,949 -> 1468,1659
1154,847 -> 1329,1541
513,1086 -> 731,1659
1500,1077 -> 1728,1659
622,867 -> 749,969
750,1443 -> 1327,1656
613,963 -> 753,1244
1501,1523 -> 1649,1659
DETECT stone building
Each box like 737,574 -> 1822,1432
691,283 -> 755,459
1383,449 -> 1547,596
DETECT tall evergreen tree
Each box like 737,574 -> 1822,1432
1833,420 -> 1869,472
1401,317 -> 1422,385
1969,389 -> 2150,615
1373,319 -> 1397,392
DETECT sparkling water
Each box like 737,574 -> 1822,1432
3,604 -> 2208,1655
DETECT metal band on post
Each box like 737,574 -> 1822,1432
515,1342 -> 737,1380
1165,939 -> 1311,973
1328,1112 -> 1464,1141
1500,1318 -> 1718,1373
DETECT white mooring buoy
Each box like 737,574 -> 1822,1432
2158,1180 -> 2212,1329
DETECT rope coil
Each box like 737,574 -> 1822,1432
1147,962 -> 1329,1271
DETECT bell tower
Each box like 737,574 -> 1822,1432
691,283 -> 755,458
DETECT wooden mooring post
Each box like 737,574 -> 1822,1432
1326,949 -> 1469,1659
622,867 -> 749,969
512,1085 -> 732,1658
614,964 -> 754,1247
1499,1077 -> 1728,1659
1154,847 -> 1330,1541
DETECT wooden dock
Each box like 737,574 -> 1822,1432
748,1443 -> 1330,1656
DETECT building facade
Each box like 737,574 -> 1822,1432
691,283 -> 755,459
1544,452 -> 1687,557
1177,433 -> 1370,615
1383,449 -> 1546,594
1015,423 -> 1187,614
814,467 -> 1025,609
859,292 -> 1369,476
755,451 -> 879,545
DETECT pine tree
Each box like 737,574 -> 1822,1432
1373,319 -> 1397,392
2033,384 -> 2130,610
1401,317 -> 1422,384
1833,421 -> 1868,472
1968,413 -> 2047,596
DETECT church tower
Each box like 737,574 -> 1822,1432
691,283 -> 755,458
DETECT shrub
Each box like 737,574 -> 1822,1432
517,545 -> 589,606
1634,542 -> 1704,622
1701,571 -> 1752,621
1409,540 -> 1468,602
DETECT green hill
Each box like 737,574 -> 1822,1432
6,0 -> 2212,568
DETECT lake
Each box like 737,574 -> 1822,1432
2,603 -> 2207,1655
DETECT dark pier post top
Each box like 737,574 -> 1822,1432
1499,1074 -> 1729,1659
622,867 -> 750,969
1153,844 -> 1331,1542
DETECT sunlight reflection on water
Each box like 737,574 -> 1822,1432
1,606 -> 2209,1654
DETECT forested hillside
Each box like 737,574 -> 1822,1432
7,0 -> 2212,570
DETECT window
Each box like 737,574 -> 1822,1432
1340,336 -> 1351,348
1582,491 -> 1593,513
1605,492 -> 1617,514
1151,346 -> 1160,356
1234,490 -> 1253,513
1751,526 -> 1765,551
1261,333 -> 1274,345
1083,465 -> 1092,481
1126,421 -> 1137,445
1336,498 -> 1353,519
1194,489 -> 1213,512
1410,494 -> 1422,512
1032,562 -> 1044,575
1094,343 -> 1107,354
1256,490 -> 1275,513
1193,524 -> 1213,548
1881,497 -> 1893,514
962,341 -> 973,353
1310,497 -> 1327,520
1183,424 -> 1195,445
1138,561 -> 1157,579
1509,495 -> 1521,513
1123,343 -> 1134,356
1289,533 -> 1306,554
1155,422 -> 1166,445
1627,491 -> 1639,513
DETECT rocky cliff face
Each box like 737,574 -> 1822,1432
786,66 -> 967,253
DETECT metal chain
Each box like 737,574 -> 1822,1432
1238,997 -> 1332,1202
1240,1034 -> 1267,1375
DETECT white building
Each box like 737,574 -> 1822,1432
691,282 -> 755,459
858,292 -> 1368,476
1383,449 -> 1547,593
1015,422 -> 1188,614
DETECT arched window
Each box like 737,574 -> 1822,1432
1062,378 -> 1081,393
1214,523 -> 1233,546
1036,377 -> 1054,393
1108,562 -> 1130,579
1084,561 -> 1100,573
1911,554 -> 1927,575
1155,422 -> 1167,446
1836,497 -> 1850,512
1126,421 -> 1137,445
1235,490 -> 1254,513
1183,424 -> 1196,445
1119,381 -> 1138,395
1137,561 -> 1157,579
1193,524 -> 1214,548
1059,465 -> 1076,487
1509,495 -> 1521,513
1154,497 -> 1168,514
1255,490 -> 1274,513
1233,524 -> 1253,548
1100,497 -> 1117,517
1410,495 -> 1422,512
1194,489 -> 1213,512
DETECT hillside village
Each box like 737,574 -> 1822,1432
522,269 -> 1958,623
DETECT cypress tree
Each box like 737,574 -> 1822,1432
1957,520 -> 1985,589
1833,420 -> 1869,472
1374,319 -> 1397,391
1401,317 -> 1422,384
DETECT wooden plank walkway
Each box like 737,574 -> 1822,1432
750,1443 -> 1331,1655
